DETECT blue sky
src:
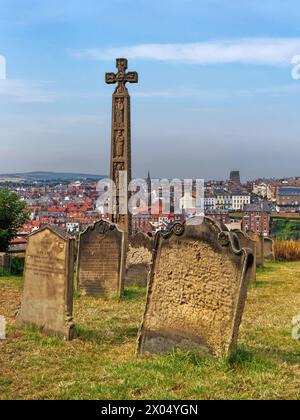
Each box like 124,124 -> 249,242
0,0 -> 300,180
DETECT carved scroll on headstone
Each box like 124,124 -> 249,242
76,220 -> 126,297
16,226 -> 76,340
125,232 -> 153,287
137,217 -> 253,357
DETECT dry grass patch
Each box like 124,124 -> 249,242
0,262 -> 300,400
275,240 -> 300,262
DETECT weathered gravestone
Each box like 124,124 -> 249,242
248,232 -> 264,268
233,230 -> 257,282
0,253 -> 11,274
125,232 -> 153,287
264,237 -> 275,261
137,217 -> 253,357
76,220 -> 126,297
16,226 -> 76,340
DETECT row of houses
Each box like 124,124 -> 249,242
204,190 -> 251,211
204,183 -> 300,213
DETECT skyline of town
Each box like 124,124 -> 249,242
3,170 -> 300,183
3,170 -> 300,257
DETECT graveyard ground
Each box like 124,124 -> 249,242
0,261 -> 300,400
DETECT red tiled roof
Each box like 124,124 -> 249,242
47,207 -> 66,212
11,237 -> 27,245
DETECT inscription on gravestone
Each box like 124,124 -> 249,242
76,220 -> 126,297
138,218 -> 253,357
16,226 -> 76,340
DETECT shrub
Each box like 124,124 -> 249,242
11,256 -> 25,275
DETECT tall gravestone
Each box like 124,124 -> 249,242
125,232 -> 153,287
0,253 -> 11,274
248,232 -> 264,268
233,230 -> 257,282
264,237 -> 275,261
106,58 -> 138,237
137,218 -> 253,357
77,220 -> 126,297
16,226 -> 76,340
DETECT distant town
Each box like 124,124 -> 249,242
1,170 -> 300,255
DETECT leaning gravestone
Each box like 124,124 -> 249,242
0,253 -> 11,274
77,220 -> 126,297
125,232 -> 153,287
264,237 -> 275,261
137,217 -> 253,357
16,226 -> 76,340
233,230 -> 257,282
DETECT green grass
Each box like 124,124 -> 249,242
1,261 -> 300,400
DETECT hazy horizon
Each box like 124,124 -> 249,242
1,169 -> 300,183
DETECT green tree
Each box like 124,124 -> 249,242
0,187 -> 30,252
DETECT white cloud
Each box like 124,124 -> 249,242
1,78 -> 299,105
131,84 -> 300,100
0,79 -> 61,103
0,79 -> 110,103
72,38 -> 300,66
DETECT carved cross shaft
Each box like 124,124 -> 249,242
105,58 -> 138,92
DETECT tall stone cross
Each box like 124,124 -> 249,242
106,58 -> 138,237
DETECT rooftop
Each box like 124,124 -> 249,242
278,187 -> 300,196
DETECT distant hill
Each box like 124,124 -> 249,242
0,171 -> 106,182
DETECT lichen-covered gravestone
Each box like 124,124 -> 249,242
264,237 -> 275,261
125,232 -> 153,287
0,253 -> 11,274
233,230 -> 257,283
16,226 -> 76,340
137,217 -> 253,357
76,220 -> 126,297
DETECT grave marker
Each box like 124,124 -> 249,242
264,237 -> 275,261
125,232 -> 153,287
138,218 -> 253,357
0,253 -> 11,274
233,230 -> 257,282
16,226 -> 76,340
77,220 -> 126,297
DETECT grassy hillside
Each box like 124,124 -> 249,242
1,262 -> 300,400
